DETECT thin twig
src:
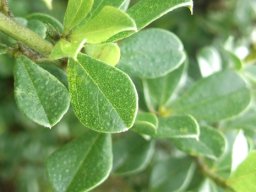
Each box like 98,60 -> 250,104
194,157 -> 235,192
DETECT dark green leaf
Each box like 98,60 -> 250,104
14,56 -> 70,128
171,70 -> 251,122
47,132 -> 112,192
113,132 -> 154,175
27,13 -> 63,32
68,54 -> 138,133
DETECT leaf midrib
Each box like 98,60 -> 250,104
77,60 -> 127,128
22,61 -> 51,126
66,134 -> 101,191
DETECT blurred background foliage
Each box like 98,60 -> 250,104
0,0 -> 256,191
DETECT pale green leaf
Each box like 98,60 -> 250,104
85,43 -> 120,66
68,54 -> 138,133
47,132 -> 112,192
42,0 -> 53,9
113,132 -> 154,175
89,0 -> 129,18
50,39 -> 86,60
118,28 -> 186,78
227,151 -> 256,192
14,56 -> 70,128
143,62 -> 185,111
63,0 -> 94,33
171,70 -> 251,122
150,157 -> 195,192
132,112 -> 158,136
156,115 -> 199,139
71,6 -> 136,44
172,126 -> 227,160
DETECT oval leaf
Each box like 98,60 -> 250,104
118,29 -> 186,78
47,132 -> 112,192
156,115 -> 199,139
171,70 -> 251,122
68,54 -> 138,133
71,6 -> 136,44
14,56 -> 70,128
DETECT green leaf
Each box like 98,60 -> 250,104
14,56 -> 70,128
68,54 -> 138,133
109,0 -> 193,41
227,151 -> 256,192
143,62 -> 185,111
63,0 -> 94,33
71,6 -> 136,44
50,39 -> 86,60
85,43 -> 120,66
47,132 -> 112,192
128,0 -> 193,30
172,126 -> 227,160
156,115 -> 199,139
132,112 -> 158,136
89,0 -> 129,18
113,132 -> 154,175
118,29 -> 186,78
40,64 -> 68,88
27,19 -> 47,39
224,108 -> 256,132
150,157 -> 195,192
171,70 -> 251,122
27,13 -> 63,32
